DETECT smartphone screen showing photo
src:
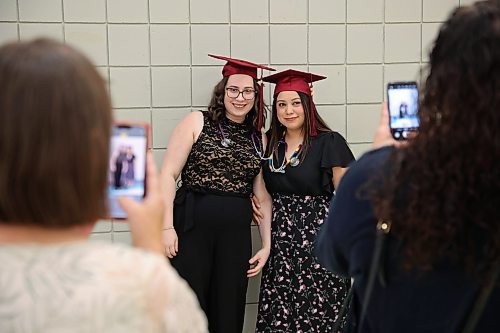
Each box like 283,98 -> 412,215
387,81 -> 419,140
108,124 -> 148,219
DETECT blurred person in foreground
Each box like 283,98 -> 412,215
316,1 -> 500,332
0,39 -> 207,333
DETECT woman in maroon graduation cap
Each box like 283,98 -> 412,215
254,70 -> 355,332
160,54 -> 273,332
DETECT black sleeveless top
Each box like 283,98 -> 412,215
181,112 -> 261,197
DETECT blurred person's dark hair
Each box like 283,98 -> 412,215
0,38 -> 112,227
371,0 -> 500,277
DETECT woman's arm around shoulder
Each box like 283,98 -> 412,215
248,133 -> 272,278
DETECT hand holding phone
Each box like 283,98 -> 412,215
108,123 -> 149,219
387,81 -> 419,140
118,153 -> 165,255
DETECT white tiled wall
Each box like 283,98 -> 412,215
0,0 -> 472,331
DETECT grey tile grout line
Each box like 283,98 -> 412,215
9,21 -> 434,25
188,0 -> 193,113
104,0 -> 111,115
9,21 -> 443,25
103,0 -> 118,234
147,0 -> 153,133
267,0 -> 271,107
111,100 -> 379,110
228,0 -> 232,58
344,0 -> 348,141
306,0 -> 309,73
420,0 -> 424,83
268,0 -> 271,68
61,0 -> 65,42
16,0 -> 20,40
382,0 -> 386,105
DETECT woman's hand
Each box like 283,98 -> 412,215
251,195 -> 264,225
247,247 -> 270,277
251,169 -> 272,276
372,103 -> 398,149
163,228 -> 178,259
119,153 -> 165,255
373,103 -> 411,149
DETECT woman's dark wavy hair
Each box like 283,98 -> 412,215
371,0 -> 500,276
267,92 -> 331,163
207,76 -> 266,131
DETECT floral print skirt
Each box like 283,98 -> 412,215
256,193 -> 349,333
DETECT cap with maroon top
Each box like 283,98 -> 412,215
263,69 -> 326,136
208,54 -> 275,131
208,54 -> 275,79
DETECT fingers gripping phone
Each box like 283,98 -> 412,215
108,123 -> 149,219
387,81 -> 419,140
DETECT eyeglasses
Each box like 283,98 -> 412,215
225,87 -> 256,100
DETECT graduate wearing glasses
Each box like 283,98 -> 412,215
161,55 -> 273,333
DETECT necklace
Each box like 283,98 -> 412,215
268,134 -> 303,173
250,132 -> 273,160
218,123 -> 231,147
289,154 -> 300,167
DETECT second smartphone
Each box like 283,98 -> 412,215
108,123 -> 149,219
387,81 -> 419,140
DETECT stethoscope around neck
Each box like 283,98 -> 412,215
218,123 -> 232,148
267,139 -> 303,173
218,121 -> 303,173
218,115 -> 251,148
252,130 -> 303,173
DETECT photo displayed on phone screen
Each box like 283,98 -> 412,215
387,81 -> 419,140
108,124 -> 147,219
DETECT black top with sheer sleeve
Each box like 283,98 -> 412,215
180,112 -> 261,197
263,131 -> 354,197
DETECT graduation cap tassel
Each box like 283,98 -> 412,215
257,71 -> 264,132
310,83 -> 317,136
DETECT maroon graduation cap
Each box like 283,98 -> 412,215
263,69 -> 326,136
208,54 -> 275,131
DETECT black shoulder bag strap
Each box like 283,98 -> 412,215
461,262 -> 500,333
355,219 -> 392,332
357,220 -> 499,333
331,280 -> 354,333
334,216 -> 498,333
330,219 -> 391,333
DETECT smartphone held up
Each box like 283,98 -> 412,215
387,81 -> 419,140
108,123 -> 149,219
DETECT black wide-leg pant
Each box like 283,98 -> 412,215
172,192 -> 252,333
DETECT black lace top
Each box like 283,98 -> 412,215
180,112 -> 261,197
